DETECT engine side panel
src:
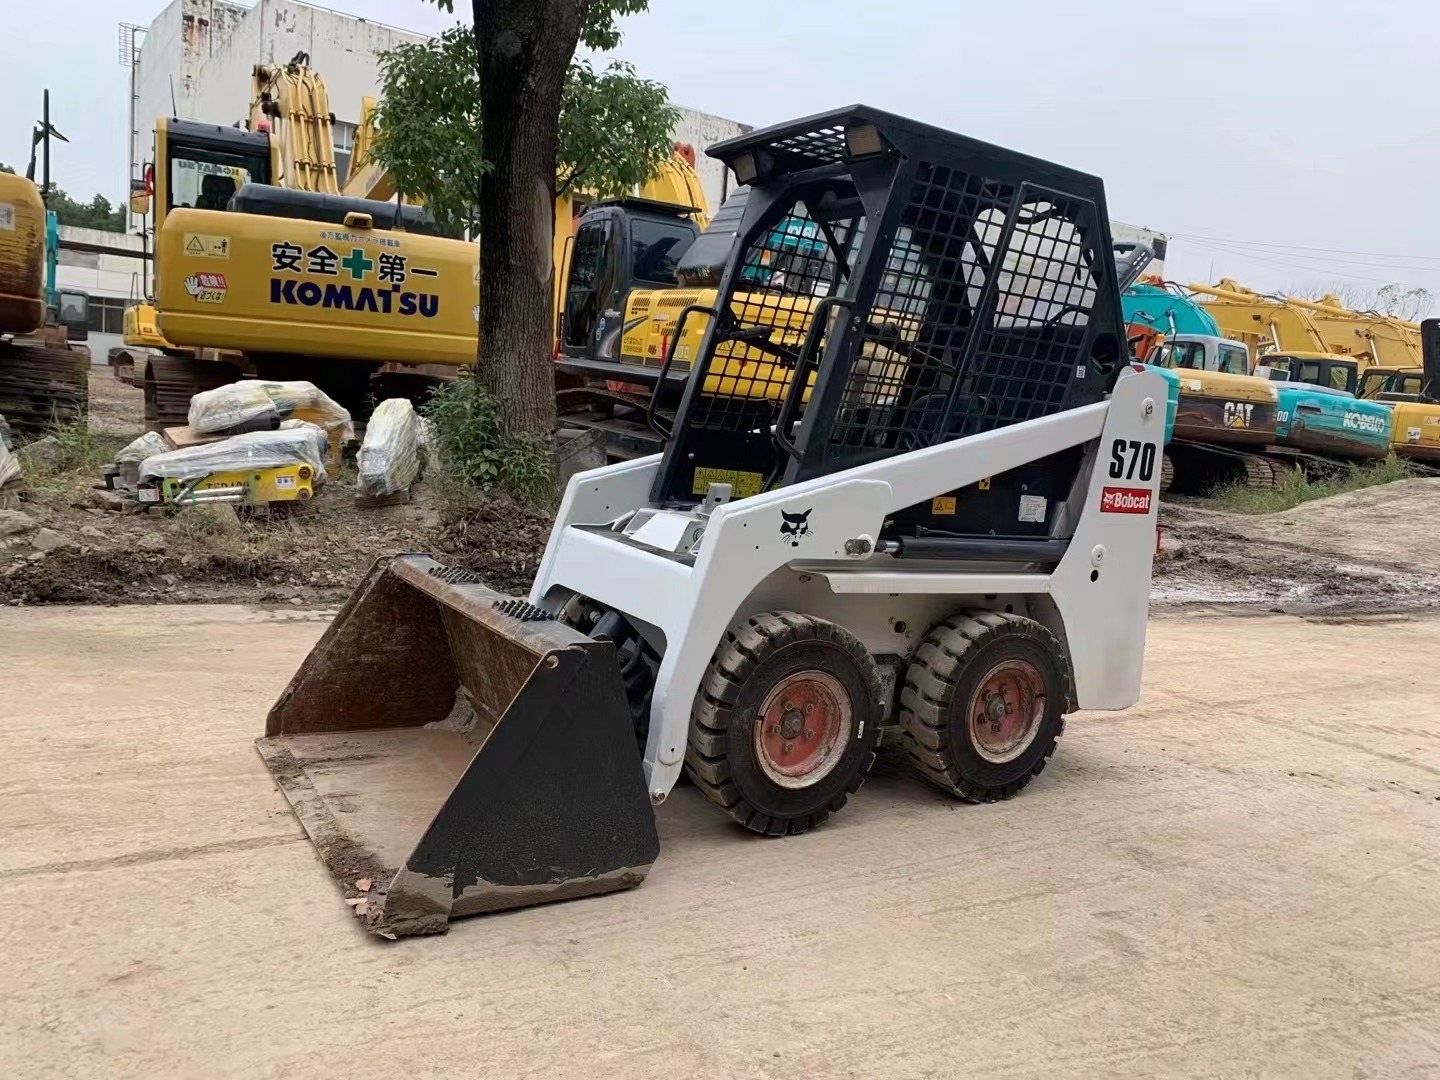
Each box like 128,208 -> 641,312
156,207 -> 478,365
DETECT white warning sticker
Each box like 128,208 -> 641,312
1018,494 -> 1048,523
0,202 -> 14,231
183,233 -> 231,259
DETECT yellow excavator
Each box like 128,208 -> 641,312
1192,279 -> 1422,370
1190,279 -> 1440,463
131,54 -> 711,432
0,171 -> 91,440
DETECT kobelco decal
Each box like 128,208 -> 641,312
268,241 -> 441,318
1342,411 -> 1387,434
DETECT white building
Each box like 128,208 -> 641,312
53,226 -> 150,362
127,0 -> 749,214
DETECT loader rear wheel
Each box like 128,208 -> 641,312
901,612 -> 1069,802
686,612 -> 882,836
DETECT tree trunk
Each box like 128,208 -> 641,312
471,0 -> 586,439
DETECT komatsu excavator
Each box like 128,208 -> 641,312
258,105 -> 1167,937
132,54 -> 712,430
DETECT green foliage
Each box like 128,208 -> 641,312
426,0 -> 645,50
373,27 -> 487,236
373,2 -> 676,233
422,372 -> 555,506
558,59 -> 678,197
0,165 -> 122,230
49,190 -> 125,232
1208,455 -> 1414,514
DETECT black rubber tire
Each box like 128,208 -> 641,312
686,611 -> 882,836
900,611 -> 1070,802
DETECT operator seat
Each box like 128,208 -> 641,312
197,173 -> 238,211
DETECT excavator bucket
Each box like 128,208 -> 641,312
257,554 -> 659,938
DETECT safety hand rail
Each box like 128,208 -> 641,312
646,303 -> 718,438
773,296 -> 854,461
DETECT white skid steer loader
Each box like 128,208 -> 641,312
259,106 -> 1165,937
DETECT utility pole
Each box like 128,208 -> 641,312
25,89 -> 68,204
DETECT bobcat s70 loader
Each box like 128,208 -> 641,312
258,106 -> 1167,937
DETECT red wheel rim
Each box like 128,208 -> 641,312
967,660 -> 1045,764
754,670 -> 852,789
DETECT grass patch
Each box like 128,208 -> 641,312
167,503 -> 292,577
17,424 -> 132,502
422,371 -> 555,509
1208,455 -> 1415,514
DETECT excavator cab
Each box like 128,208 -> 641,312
54,290 -> 89,343
1257,352 -> 1359,395
153,119 -> 272,222
556,197 -> 703,367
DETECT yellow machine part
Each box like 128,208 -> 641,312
551,147 -> 712,331
123,301 -> 171,350
1389,402 -> 1440,462
1171,367 -> 1278,405
1193,279 -> 1421,370
340,97 -> 397,203
616,285 -> 913,404
156,206 -> 479,367
250,58 -> 339,195
0,172 -> 47,335
162,462 -> 316,505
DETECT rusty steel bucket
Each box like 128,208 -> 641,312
257,554 -> 659,938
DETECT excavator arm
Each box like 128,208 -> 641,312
250,52 -> 340,195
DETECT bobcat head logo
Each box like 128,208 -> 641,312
779,508 -> 813,547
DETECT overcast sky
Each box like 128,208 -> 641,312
7,0 -> 1440,311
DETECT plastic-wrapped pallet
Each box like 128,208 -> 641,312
187,380 -> 355,451
115,431 -> 171,464
356,398 -> 422,496
140,427 -> 329,483
256,381 -> 356,447
188,381 -> 279,433
113,430 -> 174,489
0,439 -> 17,488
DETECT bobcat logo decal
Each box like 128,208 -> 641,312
779,508 -> 813,547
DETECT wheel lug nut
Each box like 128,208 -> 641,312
804,728 -> 814,740
804,703 -> 815,715
782,699 -> 794,712
783,741 -> 794,753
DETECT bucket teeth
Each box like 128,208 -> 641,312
491,598 -> 554,622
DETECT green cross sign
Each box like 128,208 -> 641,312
341,247 -> 374,280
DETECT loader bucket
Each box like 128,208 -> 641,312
257,554 -> 659,938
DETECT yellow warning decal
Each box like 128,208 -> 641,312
183,233 -> 231,259
977,477 -> 991,491
930,495 -> 957,515
693,467 -> 763,499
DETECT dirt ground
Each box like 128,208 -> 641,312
2,604 -> 1438,1079
1152,480 -> 1440,616
6,369 -> 1440,617
0,371 -> 552,605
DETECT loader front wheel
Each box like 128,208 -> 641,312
687,612 -> 882,836
901,612 -> 1069,802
